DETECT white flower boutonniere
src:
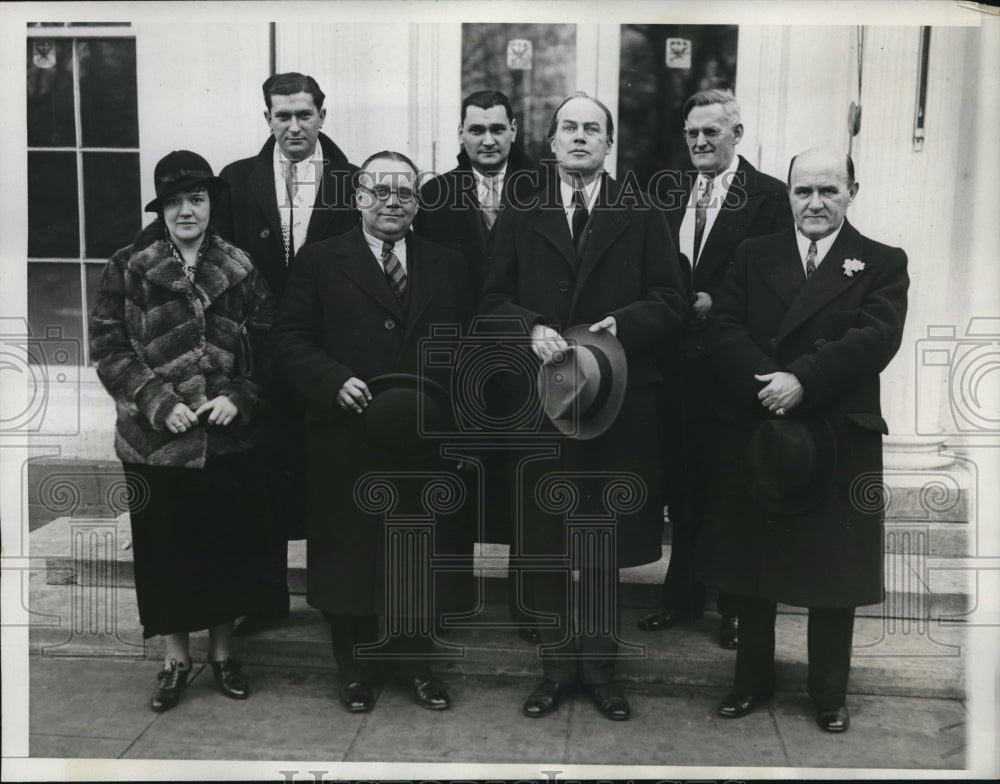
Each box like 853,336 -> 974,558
843,258 -> 866,277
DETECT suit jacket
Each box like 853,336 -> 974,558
216,132 -> 359,300
271,225 -> 473,613
481,171 -> 687,567
415,144 -> 538,297
693,220 -> 909,607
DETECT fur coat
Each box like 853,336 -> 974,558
90,221 -> 275,468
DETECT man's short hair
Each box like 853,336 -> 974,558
262,72 -> 326,111
461,90 -> 514,124
546,92 -> 615,145
359,150 -> 420,178
682,88 -> 742,128
786,153 -> 856,188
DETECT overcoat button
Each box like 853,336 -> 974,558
558,281 -> 570,293
260,228 -> 270,239
769,337 -> 777,348
815,338 -> 828,349
384,319 -> 396,330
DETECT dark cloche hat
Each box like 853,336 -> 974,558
144,150 -> 229,213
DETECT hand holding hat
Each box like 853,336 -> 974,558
755,371 -> 804,416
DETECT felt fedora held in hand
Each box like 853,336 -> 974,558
144,150 -> 229,213
744,414 -> 837,515
362,373 -> 451,459
537,324 -> 627,440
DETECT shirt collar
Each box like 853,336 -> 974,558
795,221 -> 844,267
274,140 -> 322,174
694,153 -> 740,198
472,163 -> 507,187
363,227 -> 406,256
559,172 -> 603,212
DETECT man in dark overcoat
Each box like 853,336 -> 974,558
694,147 -> 909,733
215,72 -> 359,635
482,93 -> 687,721
272,151 -> 472,714
641,89 -> 792,648
415,89 -> 540,640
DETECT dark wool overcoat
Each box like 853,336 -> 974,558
480,173 -> 688,568
216,132 -> 359,539
271,226 -> 474,615
692,220 -> 909,608
89,223 -> 274,468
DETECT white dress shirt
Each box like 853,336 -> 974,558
273,141 -> 323,259
678,153 -> 741,267
559,174 -> 602,236
363,228 -> 408,274
795,222 -> 844,276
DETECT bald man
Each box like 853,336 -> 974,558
694,148 -> 909,733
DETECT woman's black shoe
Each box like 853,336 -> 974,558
209,657 -> 249,700
151,659 -> 189,712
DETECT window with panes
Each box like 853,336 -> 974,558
26,23 -> 140,365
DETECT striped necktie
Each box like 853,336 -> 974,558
805,241 -> 818,278
692,176 -> 713,266
381,240 -> 406,301
482,175 -> 500,232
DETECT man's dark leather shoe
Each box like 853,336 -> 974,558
209,657 -> 249,700
717,691 -> 769,718
339,680 -> 376,713
585,683 -> 631,721
407,676 -> 451,710
817,705 -> 850,732
518,627 -> 541,644
522,679 -> 572,718
151,659 -> 189,712
637,607 -> 700,631
233,609 -> 290,637
719,614 -> 739,649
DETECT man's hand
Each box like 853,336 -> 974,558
692,291 -> 713,319
530,324 -> 568,363
194,395 -> 239,426
165,402 -> 199,434
337,377 -> 371,414
589,316 -> 617,336
755,371 -> 804,415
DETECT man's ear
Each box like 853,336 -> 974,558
318,107 -> 327,127
848,181 -> 860,202
731,122 -> 745,145
263,109 -> 272,126
510,118 -> 518,141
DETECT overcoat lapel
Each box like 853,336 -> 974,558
694,180 -> 765,288
534,197 -> 578,274
338,227 -> 405,320
248,157 -> 283,251
575,177 -> 629,291
402,235 -> 443,345
777,220 -> 866,342
757,230 -> 807,308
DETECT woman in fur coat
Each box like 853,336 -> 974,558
90,150 -> 275,712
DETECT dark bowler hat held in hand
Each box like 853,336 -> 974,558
144,150 -> 229,213
361,373 -> 451,460
744,414 -> 837,515
537,324 -> 628,441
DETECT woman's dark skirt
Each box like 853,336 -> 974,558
122,450 -> 272,639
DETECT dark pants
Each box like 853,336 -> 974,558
531,566 -> 621,686
659,353 -> 736,617
324,612 -> 433,682
257,540 -> 291,616
733,595 -> 855,710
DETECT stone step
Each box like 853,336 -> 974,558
33,516 -> 972,621
24,572 -> 965,700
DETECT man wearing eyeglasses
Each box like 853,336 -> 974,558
215,73 -> 359,637
272,151 -> 473,714
641,89 -> 792,649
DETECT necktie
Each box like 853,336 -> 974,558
482,175 -> 500,232
805,241 -> 818,278
692,177 -> 714,266
381,240 -> 406,301
571,187 -> 589,242
282,161 -> 296,266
